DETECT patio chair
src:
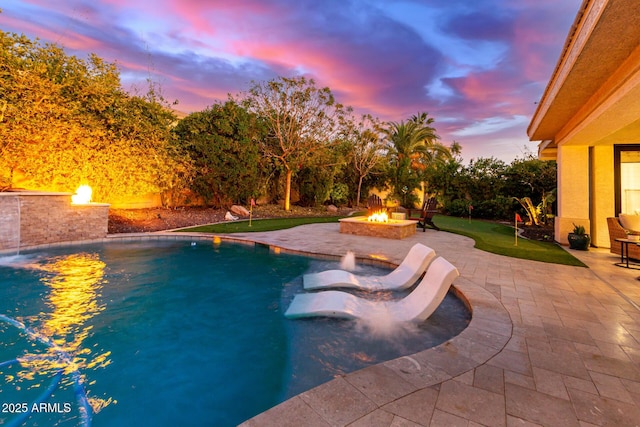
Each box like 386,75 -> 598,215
367,194 -> 385,216
303,243 -> 436,291
407,197 -> 440,231
607,217 -> 640,260
285,257 -> 459,322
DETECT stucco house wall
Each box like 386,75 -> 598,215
528,0 -> 640,247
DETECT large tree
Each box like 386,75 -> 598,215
171,99 -> 267,207
384,112 -> 452,207
242,76 -> 347,210
0,30 -> 180,202
340,114 -> 385,206
503,154 -> 557,201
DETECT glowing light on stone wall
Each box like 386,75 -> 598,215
71,185 -> 92,204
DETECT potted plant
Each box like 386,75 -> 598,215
568,223 -> 590,250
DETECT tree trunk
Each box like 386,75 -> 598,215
284,168 -> 292,211
357,175 -> 364,207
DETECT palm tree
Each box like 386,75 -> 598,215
385,112 -> 452,207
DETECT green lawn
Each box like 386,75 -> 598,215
176,215 -> 346,233
433,215 -> 587,267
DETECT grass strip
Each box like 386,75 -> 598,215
434,215 -> 587,267
176,215 -> 344,233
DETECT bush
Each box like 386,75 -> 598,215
392,189 -> 420,209
329,183 -> 350,206
297,167 -> 332,207
172,101 -> 266,207
443,199 -> 471,217
444,196 -> 515,220
475,196 -> 516,220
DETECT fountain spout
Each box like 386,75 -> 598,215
340,251 -> 356,271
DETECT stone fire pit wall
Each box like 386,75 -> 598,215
0,192 -> 110,252
339,216 -> 417,239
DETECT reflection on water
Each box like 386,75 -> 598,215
5,253 -> 114,421
1,242 -> 471,427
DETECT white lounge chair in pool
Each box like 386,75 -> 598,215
285,257 -> 459,322
303,243 -> 436,291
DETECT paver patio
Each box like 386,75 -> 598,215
180,222 -> 640,427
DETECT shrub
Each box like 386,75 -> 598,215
297,167 -> 332,207
444,196 -> 515,220
475,196 -> 516,220
443,199 -> 471,217
329,183 -> 350,206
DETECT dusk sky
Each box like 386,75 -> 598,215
1,0 -> 582,162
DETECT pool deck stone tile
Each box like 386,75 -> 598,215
299,377 -> 379,426
147,223 -> 640,426
240,396 -> 332,427
343,364 -> 419,407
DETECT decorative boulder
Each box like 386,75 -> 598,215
225,211 -> 239,221
230,205 -> 250,217
326,204 -> 338,213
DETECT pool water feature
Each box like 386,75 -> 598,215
339,250 -> 356,271
0,240 -> 470,426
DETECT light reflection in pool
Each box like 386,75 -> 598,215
0,241 -> 470,427
3,253 -> 115,425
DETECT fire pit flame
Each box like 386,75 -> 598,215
368,210 -> 389,223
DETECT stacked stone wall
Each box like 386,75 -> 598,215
0,193 -> 109,251
0,195 -> 20,251
339,217 -> 417,239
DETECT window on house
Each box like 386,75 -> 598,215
616,145 -> 640,215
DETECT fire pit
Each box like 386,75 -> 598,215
339,211 -> 416,240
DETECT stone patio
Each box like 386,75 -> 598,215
172,223 -> 640,427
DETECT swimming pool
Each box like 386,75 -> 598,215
0,240 -> 470,426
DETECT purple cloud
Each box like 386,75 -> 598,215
0,0 -> 583,161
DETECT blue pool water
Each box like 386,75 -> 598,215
0,240 -> 470,426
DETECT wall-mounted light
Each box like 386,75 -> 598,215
71,185 -> 92,204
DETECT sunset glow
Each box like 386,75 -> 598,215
0,0 -> 582,161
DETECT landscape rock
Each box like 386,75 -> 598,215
326,204 -> 338,213
225,211 -> 239,221
230,205 -> 250,217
